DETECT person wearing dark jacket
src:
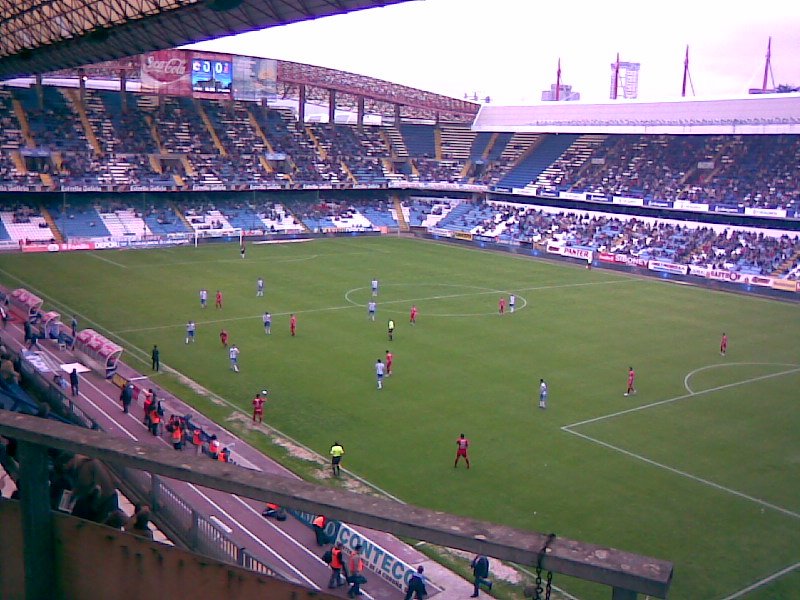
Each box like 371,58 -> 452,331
69,368 -> 80,397
470,554 -> 492,597
120,382 -> 133,413
404,566 -> 428,600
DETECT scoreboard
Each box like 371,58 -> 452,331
191,58 -> 232,94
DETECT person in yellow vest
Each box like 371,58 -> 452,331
330,441 -> 345,477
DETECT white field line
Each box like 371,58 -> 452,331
87,251 -> 129,268
683,362 -> 800,394
0,268 -> 407,503
14,329 -> 319,587
563,428 -> 800,520
186,483 -> 318,589
563,366 -> 800,429
719,561 -> 800,600
562,365 -> 800,521
117,278 -> 633,334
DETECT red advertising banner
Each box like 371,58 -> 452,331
597,252 -> 616,263
140,50 -> 192,96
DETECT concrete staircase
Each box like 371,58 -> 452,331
197,102 -> 227,157
41,207 -> 64,242
66,89 -> 103,157
393,195 -> 409,232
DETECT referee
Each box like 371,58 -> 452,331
330,441 -> 345,477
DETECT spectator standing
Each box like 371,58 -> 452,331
470,554 -> 492,597
348,545 -> 366,598
151,345 -> 160,371
404,566 -> 427,600
143,389 -> 154,426
312,514 -> 328,546
330,441 -> 345,477
328,542 -> 347,589
69,368 -> 80,397
120,382 -> 133,414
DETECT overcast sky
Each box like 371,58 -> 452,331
185,0 -> 800,104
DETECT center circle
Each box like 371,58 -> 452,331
344,283 -> 527,317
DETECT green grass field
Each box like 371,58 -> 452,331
2,236 -> 798,599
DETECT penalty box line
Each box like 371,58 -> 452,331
561,366 -> 800,521
563,366 -> 800,430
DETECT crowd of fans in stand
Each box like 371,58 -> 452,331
0,86 -> 798,212
463,203 -> 800,277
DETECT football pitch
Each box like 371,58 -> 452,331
2,236 -> 798,599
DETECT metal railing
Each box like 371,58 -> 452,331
15,355 -> 293,584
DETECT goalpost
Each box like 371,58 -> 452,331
193,227 -> 244,248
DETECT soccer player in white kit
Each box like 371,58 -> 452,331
375,359 -> 385,389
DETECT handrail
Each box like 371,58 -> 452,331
0,411 -> 673,599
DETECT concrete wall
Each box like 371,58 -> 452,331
0,499 -> 338,600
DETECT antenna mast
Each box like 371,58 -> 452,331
681,45 -> 695,97
555,58 -> 562,101
762,36 -> 774,92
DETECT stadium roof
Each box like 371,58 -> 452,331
0,0 -> 407,80
473,95 -> 800,134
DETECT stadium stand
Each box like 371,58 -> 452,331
46,201 -> 112,239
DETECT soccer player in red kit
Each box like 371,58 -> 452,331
252,391 -> 265,423
290,313 -> 297,336
410,305 -> 418,325
624,367 -> 636,396
720,333 -> 728,356
385,350 -> 393,376
219,329 -> 228,347
454,433 -> 470,469
215,290 -> 223,309
498,297 -> 506,315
